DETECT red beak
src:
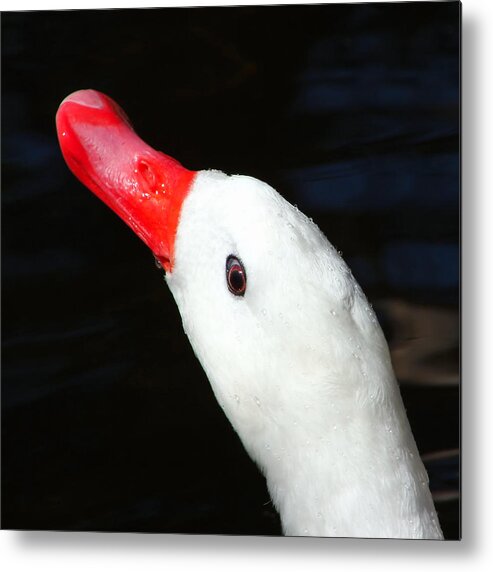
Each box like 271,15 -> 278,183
56,89 -> 196,272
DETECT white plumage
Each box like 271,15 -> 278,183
167,170 -> 443,539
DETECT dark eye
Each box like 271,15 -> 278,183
226,255 -> 247,296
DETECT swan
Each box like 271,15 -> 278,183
56,89 -> 443,539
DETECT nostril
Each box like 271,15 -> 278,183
137,159 -> 156,190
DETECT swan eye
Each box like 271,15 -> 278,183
226,255 -> 247,296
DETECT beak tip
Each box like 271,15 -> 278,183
59,89 -> 107,111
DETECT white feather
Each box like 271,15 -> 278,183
166,169 -> 443,539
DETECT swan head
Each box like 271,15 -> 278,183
56,89 -> 391,459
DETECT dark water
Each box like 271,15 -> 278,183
1,3 -> 460,538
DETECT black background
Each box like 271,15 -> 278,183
2,2 -> 460,538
